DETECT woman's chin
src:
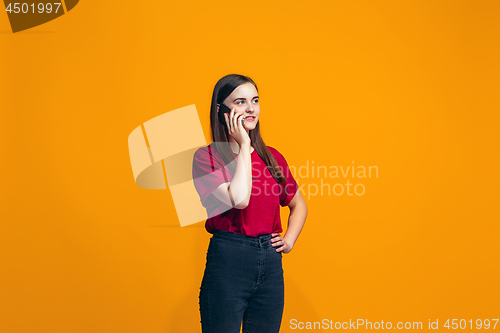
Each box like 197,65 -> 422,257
244,121 -> 257,130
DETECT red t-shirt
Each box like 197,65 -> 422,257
192,144 -> 298,237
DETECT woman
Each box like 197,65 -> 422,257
192,74 -> 308,333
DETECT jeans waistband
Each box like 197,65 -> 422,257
212,230 -> 273,248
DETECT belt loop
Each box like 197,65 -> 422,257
258,236 -> 268,248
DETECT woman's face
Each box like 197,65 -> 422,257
220,82 -> 260,131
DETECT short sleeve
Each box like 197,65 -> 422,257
192,146 -> 233,208
270,148 -> 299,207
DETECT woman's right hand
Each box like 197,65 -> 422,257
224,107 -> 251,147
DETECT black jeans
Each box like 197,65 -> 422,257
199,230 -> 285,333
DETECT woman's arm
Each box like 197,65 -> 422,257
272,189 -> 308,253
211,142 -> 253,209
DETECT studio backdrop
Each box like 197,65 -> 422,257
1,1 -> 499,332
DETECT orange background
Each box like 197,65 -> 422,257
1,1 -> 499,332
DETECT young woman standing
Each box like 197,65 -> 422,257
192,74 -> 308,333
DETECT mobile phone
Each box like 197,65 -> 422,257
218,103 -> 245,126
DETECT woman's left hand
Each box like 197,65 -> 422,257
271,233 -> 293,254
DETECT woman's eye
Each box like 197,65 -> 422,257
253,99 -> 259,103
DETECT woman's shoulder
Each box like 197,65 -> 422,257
194,145 -> 210,154
193,144 -> 225,164
266,145 -> 286,161
193,145 -> 215,162
194,144 -> 220,156
193,145 -> 209,158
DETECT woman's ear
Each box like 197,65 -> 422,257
216,104 -> 220,112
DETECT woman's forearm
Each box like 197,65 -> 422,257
229,143 -> 253,208
283,202 -> 307,248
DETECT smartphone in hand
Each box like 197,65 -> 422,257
218,103 -> 245,126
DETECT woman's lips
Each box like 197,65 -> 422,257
245,116 -> 256,122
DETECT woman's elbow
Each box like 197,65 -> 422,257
234,197 -> 250,209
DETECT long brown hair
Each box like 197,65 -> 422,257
210,74 -> 286,184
